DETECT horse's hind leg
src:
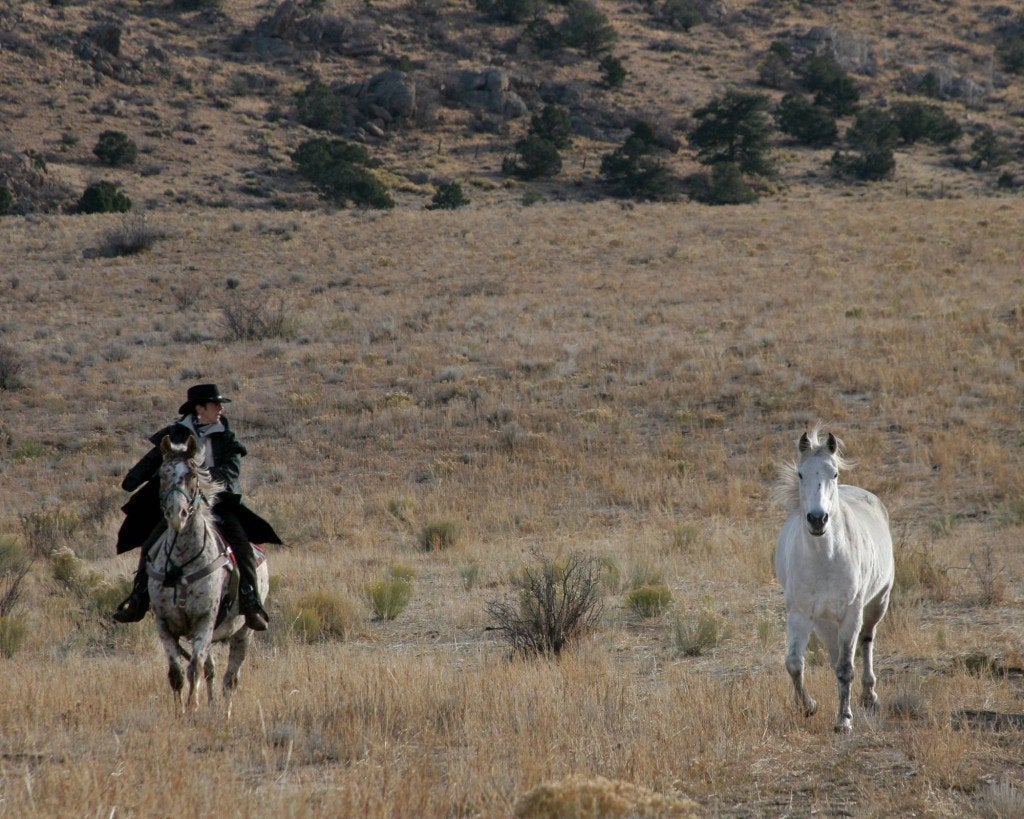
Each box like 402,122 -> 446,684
785,610 -> 818,717
222,628 -> 252,720
859,585 -> 891,711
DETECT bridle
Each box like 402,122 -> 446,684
148,461 -> 229,600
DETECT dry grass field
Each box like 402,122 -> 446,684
0,194 -> 1023,816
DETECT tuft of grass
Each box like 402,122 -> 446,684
21,510 -> 84,559
513,774 -> 698,818
975,780 -> 1024,818
388,563 -> 416,581
672,608 -> 731,657
895,543 -> 951,602
0,615 -> 27,658
367,577 -> 413,620
0,342 -> 26,390
625,583 -> 672,619
419,520 -> 460,551
458,561 -> 480,591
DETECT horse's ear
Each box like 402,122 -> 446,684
798,433 -> 811,453
185,435 -> 198,458
826,432 -> 838,454
160,435 -> 173,455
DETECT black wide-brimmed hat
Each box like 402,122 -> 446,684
178,383 -> 232,415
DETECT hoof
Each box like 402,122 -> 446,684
834,718 -> 853,734
861,693 -> 880,712
803,699 -> 818,718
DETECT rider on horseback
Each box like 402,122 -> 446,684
112,383 -> 280,631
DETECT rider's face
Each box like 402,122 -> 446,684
194,401 -> 222,425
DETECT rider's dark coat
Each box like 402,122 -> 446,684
115,416 -> 282,554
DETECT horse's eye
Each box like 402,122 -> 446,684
797,471 -> 803,480
833,473 -> 839,480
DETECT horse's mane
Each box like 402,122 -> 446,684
770,424 -> 853,511
161,439 -> 225,500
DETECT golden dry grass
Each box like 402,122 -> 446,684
1,195 -> 1024,815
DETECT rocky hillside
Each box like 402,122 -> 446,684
1,0 -> 1022,212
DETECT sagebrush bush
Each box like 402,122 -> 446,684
458,562 -> 480,590
672,608 -> 731,656
99,212 -> 162,257
0,343 -> 26,390
367,577 -> 413,620
625,584 -> 672,618
76,180 -> 131,214
287,590 -> 362,642
419,520 -> 460,551
513,774 -> 698,818
93,130 -> 137,167
20,509 -> 83,558
486,550 -> 604,656
222,295 -> 298,341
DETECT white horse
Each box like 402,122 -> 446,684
772,427 -> 894,733
149,435 -> 269,716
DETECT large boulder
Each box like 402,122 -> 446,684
445,68 -> 528,118
343,71 -> 417,123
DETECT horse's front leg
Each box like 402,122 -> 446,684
186,620 -> 216,712
859,586 -> 891,711
154,618 -> 186,712
784,609 -> 817,717
833,609 -> 864,734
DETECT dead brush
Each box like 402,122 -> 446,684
486,549 -> 604,657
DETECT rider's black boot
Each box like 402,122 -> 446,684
219,512 -> 269,632
112,522 -> 165,623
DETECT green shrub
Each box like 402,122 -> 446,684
292,137 -> 393,209
691,161 -> 758,205
775,93 -> 837,147
93,130 -> 137,167
529,105 -> 574,150
600,122 -> 675,200
486,550 -> 604,656
832,107 -> 899,181
799,53 -> 860,115
173,0 -> 222,8
970,126 -> 1013,170
427,180 -> 470,210
658,0 -> 701,31
76,180 -> 131,214
367,577 -> 413,620
892,102 -> 962,145
524,18 -> 563,52
625,584 -> 672,618
598,54 -> 626,89
560,0 -> 617,57
419,520 -> 460,551
997,32 -> 1024,74
0,615 -> 27,658
757,41 -> 796,90
689,89 -> 775,176
295,80 -> 349,133
504,135 -> 562,179
459,562 -> 481,590
672,608 -> 731,656
0,184 -> 12,215
473,0 -> 546,23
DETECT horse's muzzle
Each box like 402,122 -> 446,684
806,511 -> 828,536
